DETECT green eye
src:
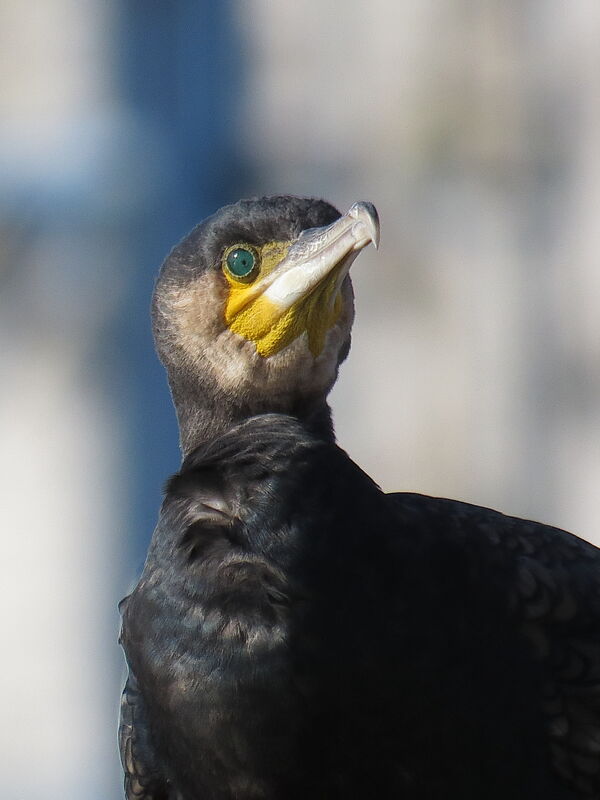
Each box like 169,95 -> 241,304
225,247 -> 257,281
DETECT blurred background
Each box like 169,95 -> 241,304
1,1 -> 599,797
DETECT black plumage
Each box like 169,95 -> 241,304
120,196 -> 600,799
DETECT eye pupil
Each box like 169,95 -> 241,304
226,248 -> 256,278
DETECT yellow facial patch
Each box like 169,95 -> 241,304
223,241 -> 344,358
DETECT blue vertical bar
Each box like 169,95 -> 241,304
114,0 -> 251,568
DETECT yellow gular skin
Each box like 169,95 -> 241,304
224,241 -> 344,358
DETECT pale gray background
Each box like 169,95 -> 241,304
1,2 -> 598,797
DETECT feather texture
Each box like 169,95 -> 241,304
121,415 -> 600,799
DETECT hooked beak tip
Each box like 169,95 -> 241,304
348,201 -> 380,250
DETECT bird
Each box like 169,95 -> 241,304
119,195 -> 600,800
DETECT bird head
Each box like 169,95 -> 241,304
152,196 -> 379,452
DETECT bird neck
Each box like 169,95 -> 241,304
171,381 -> 336,459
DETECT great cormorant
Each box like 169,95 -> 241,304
119,196 -> 600,800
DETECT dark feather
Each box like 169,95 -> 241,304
121,415 -> 600,799
119,673 -> 171,800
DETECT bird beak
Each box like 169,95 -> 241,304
257,201 -> 380,312
225,201 -> 379,358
